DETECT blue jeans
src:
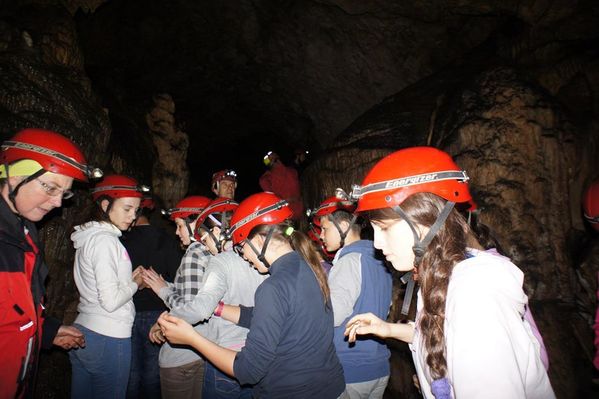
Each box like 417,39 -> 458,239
202,361 -> 253,399
127,310 -> 162,399
69,324 -> 131,399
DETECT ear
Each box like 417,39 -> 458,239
100,199 -> 110,213
338,219 -> 350,232
252,234 -> 266,247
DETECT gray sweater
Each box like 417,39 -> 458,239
167,250 -> 267,351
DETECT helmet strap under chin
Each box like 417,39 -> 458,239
7,168 -> 46,213
247,225 -> 275,269
331,213 -> 357,248
185,220 -> 196,242
391,201 -> 455,315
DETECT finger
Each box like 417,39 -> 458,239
348,325 -> 358,343
161,312 -> 177,323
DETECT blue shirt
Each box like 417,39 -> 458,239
234,251 -> 345,398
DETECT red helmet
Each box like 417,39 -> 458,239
308,196 -> 357,226
212,169 -> 237,188
0,128 -> 101,181
140,194 -> 155,210
196,197 -> 239,227
229,192 -> 293,245
91,175 -> 147,201
583,179 -> 599,231
165,195 -> 212,220
352,147 -> 472,212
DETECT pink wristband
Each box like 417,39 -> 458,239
214,301 -> 224,317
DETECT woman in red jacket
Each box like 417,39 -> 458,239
0,128 -> 100,398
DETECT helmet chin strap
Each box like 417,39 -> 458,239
6,166 -> 47,213
246,226 -> 276,269
391,201 -> 455,316
204,214 -> 226,252
331,214 -> 357,248
185,220 -> 196,242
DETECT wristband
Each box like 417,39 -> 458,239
214,301 -> 224,317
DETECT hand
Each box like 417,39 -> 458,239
157,311 -> 197,346
148,322 -> 166,344
142,267 -> 167,294
344,312 -> 390,343
132,265 -> 145,288
53,325 -> 85,350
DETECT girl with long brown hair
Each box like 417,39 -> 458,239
344,147 -> 554,399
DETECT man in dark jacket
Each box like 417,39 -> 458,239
0,128 -> 98,398
121,197 -> 182,399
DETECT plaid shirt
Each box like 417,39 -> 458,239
159,241 -> 212,310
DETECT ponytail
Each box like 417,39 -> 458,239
288,227 -> 331,308
248,222 -> 331,307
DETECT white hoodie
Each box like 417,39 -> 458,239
410,248 -> 555,399
71,221 -> 138,338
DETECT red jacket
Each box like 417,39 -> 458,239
0,197 -> 60,399
259,162 -> 304,220
595,271 -> 599,371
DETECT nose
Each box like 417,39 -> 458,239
49,194 -> 63,208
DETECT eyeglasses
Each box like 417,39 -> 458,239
36,178 -> 74,199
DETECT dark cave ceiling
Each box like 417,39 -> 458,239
70,0 -> 598,193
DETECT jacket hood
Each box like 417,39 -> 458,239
458,247 -> 527,305
71,221 -> 121,249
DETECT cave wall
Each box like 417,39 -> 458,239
305,64 -> 599,397
0,0 -> 598,398
0,3 -> 188,397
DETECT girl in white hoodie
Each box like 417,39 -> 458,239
69,175 -> 145,399
344,147 -> 554,399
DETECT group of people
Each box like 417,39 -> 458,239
3,126 -> 583,399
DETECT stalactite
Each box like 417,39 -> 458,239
145,93 -> 190,208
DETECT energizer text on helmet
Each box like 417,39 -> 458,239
352,170 -> 469,199
202,199 -> 238,216
91,185 -> 142,195
230,199 -> 289,237
168,206 -> 205,214
2,140 -> 102,180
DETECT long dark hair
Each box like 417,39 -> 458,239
366,192 -> 473,380
248,222 -> 331,307
70,195 -> 114,232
